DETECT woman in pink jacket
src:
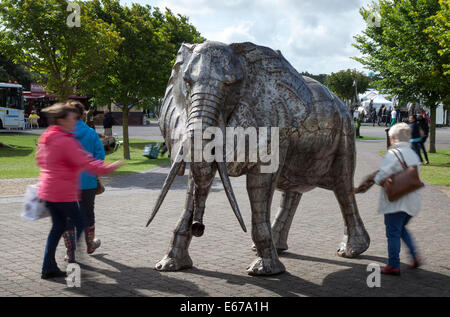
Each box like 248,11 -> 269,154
37,103 -> 123,279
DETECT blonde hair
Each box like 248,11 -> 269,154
389,123 -> 410,142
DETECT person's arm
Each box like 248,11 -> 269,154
62,137 -> 117,176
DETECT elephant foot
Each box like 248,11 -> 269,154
246,257 -> 286,276
337,229 -> 370,258
251,244 -> 288,255
155,255 -> 193,271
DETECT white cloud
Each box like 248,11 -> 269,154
216,21 -> 256,43
120,0 -> 373,74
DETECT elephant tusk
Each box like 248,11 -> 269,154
216,161 -> 247,233
146,147 -> 184,227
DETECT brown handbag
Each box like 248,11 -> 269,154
96,178 -> 105,195
383,149 -> 424,202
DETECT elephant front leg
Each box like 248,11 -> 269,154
246,171 -> 285,276
155,175 -> 194,271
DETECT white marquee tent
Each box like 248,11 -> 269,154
361,95 -> 393,111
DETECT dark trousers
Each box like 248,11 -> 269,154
81,189 -> 97,227
384,212 -> 417,268
411,142 -> 423,163
67,189 -> 97,229
419,138 -> 429,163
42,202 -> 87,273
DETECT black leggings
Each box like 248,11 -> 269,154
411,142 -> 422,162
67,189 -> 97,229
418,141 -> 429,162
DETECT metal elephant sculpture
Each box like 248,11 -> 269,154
146,41 -> 370,276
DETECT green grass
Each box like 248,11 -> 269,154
356,136 -> 385,140
0,134 -> 40,179
379,149 -> 450,186
105,138 -> 170,176
0,134 -> 170,179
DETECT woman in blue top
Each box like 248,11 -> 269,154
63,101 -> 105,263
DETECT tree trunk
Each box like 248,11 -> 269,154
429,104 -> 436,153
122,105 -> 131,160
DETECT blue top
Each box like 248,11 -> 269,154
73,120 -> 105,190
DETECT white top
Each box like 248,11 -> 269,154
374,142 -> 422,217
391,110 -> 397,119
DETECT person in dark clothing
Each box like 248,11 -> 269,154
377,105 -> 384,126
371,108 -> 377,127
417,115 -> 430,164
85,106 -> 96,130
385,108 -> 391,127
103,110 -> 114,136
409,115 -> 425,163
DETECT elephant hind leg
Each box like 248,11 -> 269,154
251,191 -> 302,254
331,135 -> 370,258
333,185 -> 370,258
271,191 -> 302,254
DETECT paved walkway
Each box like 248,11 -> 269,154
0,127 -> 449,297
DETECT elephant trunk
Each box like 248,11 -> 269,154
188,89 -> 222,237
188,86 -> 246,237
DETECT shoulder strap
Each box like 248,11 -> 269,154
389,149 -> 408,169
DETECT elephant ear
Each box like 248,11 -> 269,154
172,43 -> 197,73
159,43 -> 196,172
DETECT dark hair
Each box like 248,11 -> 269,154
67,100 -> 85,120
41,102 -> 79,125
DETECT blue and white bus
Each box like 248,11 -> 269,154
0,83 -> 25,129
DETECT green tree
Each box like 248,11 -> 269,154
301,71 -> 328,84
0,0 -> 122,100
81,0 -> 204,160
324,69 -> 370,103
0,54 -> 33,89
353,0 -> 449,153
426,0 -> 450,76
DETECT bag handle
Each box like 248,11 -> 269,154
389,149 -> 408,169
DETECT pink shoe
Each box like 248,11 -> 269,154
409,257 -> 421,269
381,265 -> 401,276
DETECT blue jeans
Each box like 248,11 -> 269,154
411,142 -> 423,163
42,202 -> 87,273
384,212 -> 417,268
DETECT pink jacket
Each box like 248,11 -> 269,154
36,125 -> 114,202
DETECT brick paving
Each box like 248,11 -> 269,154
0,127 -> 449,297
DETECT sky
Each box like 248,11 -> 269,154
120,0 -> 373,75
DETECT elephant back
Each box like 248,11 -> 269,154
230,42 -> 314,130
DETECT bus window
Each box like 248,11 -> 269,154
2,87 -> 23,110
0,87 -> 6,108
